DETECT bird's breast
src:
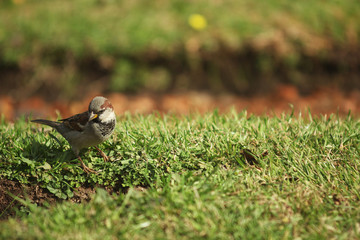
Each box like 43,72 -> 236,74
93,119 -> 116,138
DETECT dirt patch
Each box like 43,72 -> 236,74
0,179 -> 126,220
71,186 -> 97,204
0,179 -> 57,220
3,86 -> 360,122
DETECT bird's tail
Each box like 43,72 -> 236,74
31,119 -> 60,129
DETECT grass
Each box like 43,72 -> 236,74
1,0 -> 359,95
2,0 -> 358,59
1,111 -> 360,239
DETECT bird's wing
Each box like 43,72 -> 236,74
59,111 -> 89,132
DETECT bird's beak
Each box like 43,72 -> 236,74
89,112 -> 98,121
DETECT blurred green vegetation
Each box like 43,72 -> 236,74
0,0 -> 359,98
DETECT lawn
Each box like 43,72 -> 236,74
1,111 -> 360,239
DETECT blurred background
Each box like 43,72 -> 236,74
0,0 -> 359,120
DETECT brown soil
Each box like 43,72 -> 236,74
0,179 -> 56,220
1,85 -> 360,122
0,179 -> 126,220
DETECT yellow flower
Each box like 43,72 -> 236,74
188,14 -> 207,31
12,0 -> 25,4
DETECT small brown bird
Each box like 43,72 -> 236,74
31,96 -> 116,173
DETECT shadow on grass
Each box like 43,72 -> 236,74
17,136 -> 79,172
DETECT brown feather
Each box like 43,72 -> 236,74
59,111 -> 88,132
100,99 -> 114,110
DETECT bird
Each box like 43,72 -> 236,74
31,96 -> 116,173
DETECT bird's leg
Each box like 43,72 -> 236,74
95,146 -> 109,162
77,156 -> 97,174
